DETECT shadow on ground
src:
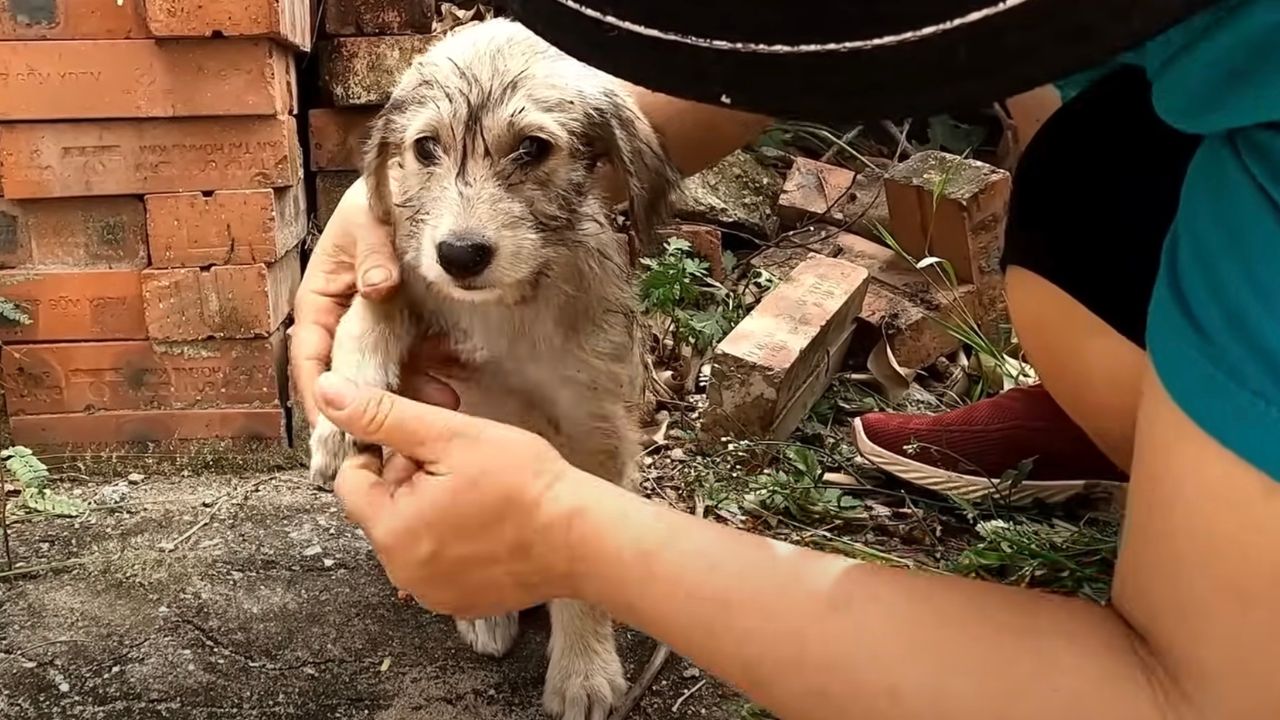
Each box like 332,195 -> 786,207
0,473 -> 743,719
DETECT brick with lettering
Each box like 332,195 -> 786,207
0,197 -> 147,269
0,0 -> 148,40
1,332 -> 285,416
144,0 -> 312,50
315,171 -> 360,228
0,269 -> 146,342
309,108 -> 377,171
0,115 -> 302,199
142,250 -> 301,341
319,34 -> 438,107
703,255 -> 869,442
146,186 -> 306,268
325,0 -> 433,35
9,408 -> 286,446
0,39 -> 296,121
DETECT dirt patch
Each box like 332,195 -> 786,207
0,473 -> 744,719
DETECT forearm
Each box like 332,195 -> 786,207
628,83 -> 772,177
598,84 -> 769,204
561,473 -> 1180,720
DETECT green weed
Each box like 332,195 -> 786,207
639,238 -> 776,363
948,516 -> 1119,603
3,446 -> 87,517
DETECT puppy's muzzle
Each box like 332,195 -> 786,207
437,231 -> 495,280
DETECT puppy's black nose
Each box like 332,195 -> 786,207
436,233 -> 494,279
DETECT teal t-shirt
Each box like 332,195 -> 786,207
1058,0 -> 1280,479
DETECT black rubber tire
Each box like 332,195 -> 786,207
501,0 -> 1222,123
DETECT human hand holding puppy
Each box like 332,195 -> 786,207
290,179 -> 463,426
314,371 -> 603,618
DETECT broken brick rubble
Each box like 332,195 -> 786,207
703,254 -> 869,442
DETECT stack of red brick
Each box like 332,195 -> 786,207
0,0 -> 311,450
309,1 -> 465,227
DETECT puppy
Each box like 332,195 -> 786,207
308,18 -> 680,720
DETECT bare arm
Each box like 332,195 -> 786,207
626,84 -> 772,178
320,362 -> 1280,720
560,473 -> 1170,720
557,365 -> 1280,719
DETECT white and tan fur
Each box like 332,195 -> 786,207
307,18 -> 680,720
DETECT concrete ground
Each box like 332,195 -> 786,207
0,473 -> 744,720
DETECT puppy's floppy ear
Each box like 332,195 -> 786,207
590,88 -> 682,257
362,98 -> 408,227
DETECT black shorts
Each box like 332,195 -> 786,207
999,65 -> 1202,349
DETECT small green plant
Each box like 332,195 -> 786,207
948,516 -> 1119,604
3,446 -> 86,517
0,297 -> 31,326
639,238 -> 776,361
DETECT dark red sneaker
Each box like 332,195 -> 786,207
851,384 -> 1127,505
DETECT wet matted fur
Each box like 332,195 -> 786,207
308,18 -> 681,720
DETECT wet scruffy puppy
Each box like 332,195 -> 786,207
308,18 -> 681,720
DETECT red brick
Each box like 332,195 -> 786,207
319,35 -> 438,107
324,0 -> 434,36
9,408 -> 285,445
834,233 -> 979,369
0,0 -> 148,40
0,269 -> 146,342
777,157 -> 890,235
2,333 -> 285,415
884,151 -> 1010,337
314,171 -> 360,228
0,115 -> 302,199
0,40 -> 295,121
146,186 -> 306,268
703,255 -> 869,441
0,197 -> 148,269
142,250 -> 300,341
144,0 -> 312,50
883,151 -> 1010,285
308,108 -> 376,171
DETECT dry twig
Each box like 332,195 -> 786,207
671,678 -> 708,713
608,643 -> 672,720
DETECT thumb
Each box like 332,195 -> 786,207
354,222 -> 400,300
332,451 -> 393,529
343,179 -> 400,300
316,372 -> 473,464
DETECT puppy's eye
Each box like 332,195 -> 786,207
514,136 -> 551,165
413,136 -> 440,165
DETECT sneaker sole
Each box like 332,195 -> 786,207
852,418 -> 1127,506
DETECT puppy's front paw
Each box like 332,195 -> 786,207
309,419 -> 355,489
456,614 -> 520,658
543,648 -> 626,720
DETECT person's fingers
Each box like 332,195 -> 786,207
292,231 -> 359,425
354,229 -> 400,300
333,452 -> 394,529
289,321 -> 336,425
381,453 -> 419,488
316,372 -> 476,463
347,188 -> 400,300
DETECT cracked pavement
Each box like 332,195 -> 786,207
0,473 -> 742,719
